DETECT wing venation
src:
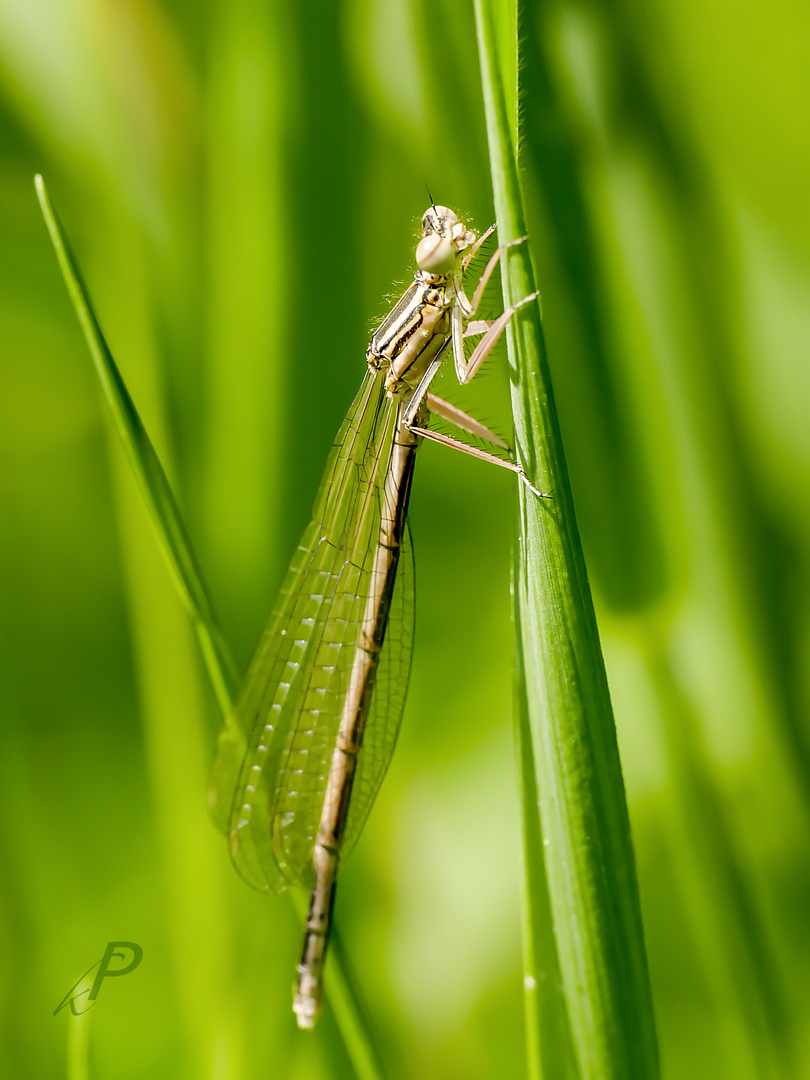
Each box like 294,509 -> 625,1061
207,369 -> 416,894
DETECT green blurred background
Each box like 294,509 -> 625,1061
1,0 -> 809,1077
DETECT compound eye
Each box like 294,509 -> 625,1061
416,234 -> 455,274
422,208 -> 439,233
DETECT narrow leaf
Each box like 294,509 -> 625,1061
35,174 -> 387,1080
35,174 -> 238,716
474,7 -> 660,1079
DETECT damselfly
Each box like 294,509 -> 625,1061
208,205 -> 544,1029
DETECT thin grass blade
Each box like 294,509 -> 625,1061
474,5 -> 660,1077
34,174 -> 239,717
514,575 -> 579,1080
35,174 -> 387,1080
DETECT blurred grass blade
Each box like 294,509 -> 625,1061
35,174 -> 387,1080
67,1010 -> 90,1080
327,934 -> 387,1080
474,5 -> 660,1078
289,885 -> 387,1080
34,174 -> 238,718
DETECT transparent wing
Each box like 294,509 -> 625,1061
208,369 -> 416,894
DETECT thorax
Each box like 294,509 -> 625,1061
366,272 -> 452,396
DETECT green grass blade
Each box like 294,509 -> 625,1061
514,578 -> 579,1080
289,886 -> 387,1080
35,174 -> 387,1080
327,935 -> 388,1080
34,174 -> 239,717
67,1011 -> 90,1080
474,5 -> 660,1078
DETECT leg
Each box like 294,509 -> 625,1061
454,235 -> 528,318
461,222 -> 497,273
401,325 -> 549,498
406,422 -> 550,499
463,320 -> 493,337
402,338 -> 451,429
426,392 -> 509,449
453,288 -> 540,386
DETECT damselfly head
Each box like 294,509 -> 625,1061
416,205 -> 476,275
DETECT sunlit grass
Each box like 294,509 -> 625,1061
477,2 -> 658,1075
